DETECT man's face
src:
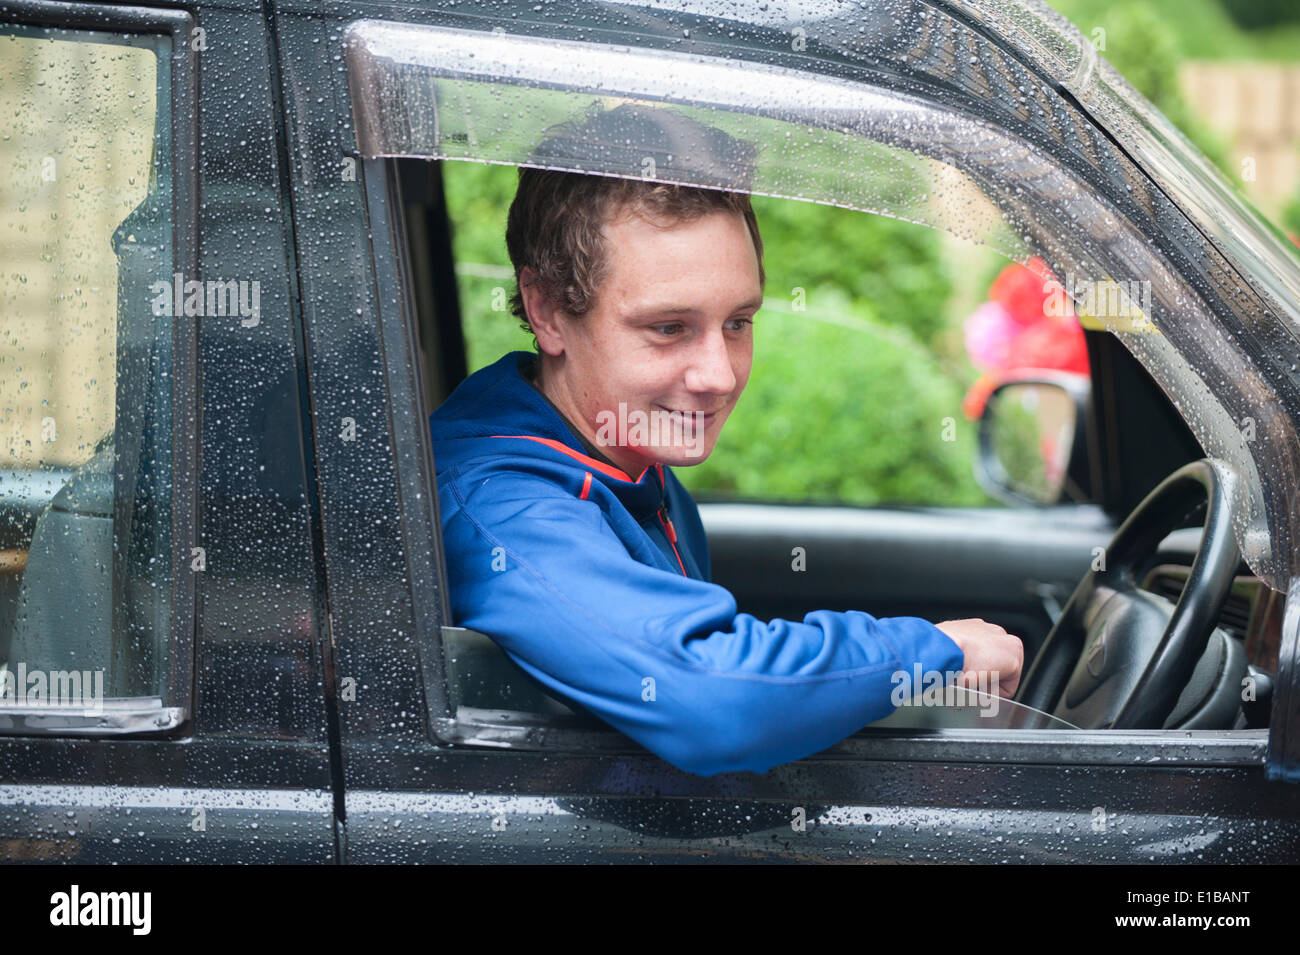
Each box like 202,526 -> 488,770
533,205 -> 762,478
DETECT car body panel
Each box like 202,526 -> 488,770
0,0 -> 1294,864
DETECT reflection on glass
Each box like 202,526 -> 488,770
984,382 -> 1076,504
0,26 -> 174,705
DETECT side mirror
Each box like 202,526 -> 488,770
976,375 -> 1091,506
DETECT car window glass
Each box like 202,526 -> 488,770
0,25 -> 176,715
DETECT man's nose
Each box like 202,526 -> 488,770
684,331 -> 737,395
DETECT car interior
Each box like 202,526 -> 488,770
392,157 -> 1282,743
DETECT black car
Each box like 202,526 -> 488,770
0,0 -> 1296,863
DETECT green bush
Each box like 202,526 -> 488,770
679,196 -> 987,505
681,289 -> 988,506
1050,0 -> 1300,61
1217,0 -> 1300,30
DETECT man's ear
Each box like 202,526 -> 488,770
519,266 -> 569,357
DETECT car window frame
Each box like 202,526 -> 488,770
0,0 -> 199,737
345,18 -> 1285,777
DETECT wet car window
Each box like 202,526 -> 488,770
0,26 -> 177,720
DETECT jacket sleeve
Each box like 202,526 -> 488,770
438,465 -> 965,777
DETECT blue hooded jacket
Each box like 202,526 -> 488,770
430,351 -> 965,776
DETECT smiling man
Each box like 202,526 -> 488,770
521,194 -> 759,479
429,108 -> 1022,776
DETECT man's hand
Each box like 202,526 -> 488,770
935,619 -> 1024,698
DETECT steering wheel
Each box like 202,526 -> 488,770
1015,460 -> 1240,729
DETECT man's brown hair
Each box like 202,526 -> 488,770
505,106 -> 766,339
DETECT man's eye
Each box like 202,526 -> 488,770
726,317 -> 754,332
653,323 -> 684,337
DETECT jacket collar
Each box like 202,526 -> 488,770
431,351 -> 669,515
517,354 -> 628,475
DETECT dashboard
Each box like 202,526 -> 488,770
1139,547 -> 1281,729
1141,563 -> 1283,674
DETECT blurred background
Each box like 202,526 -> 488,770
443,1 -> 1300,511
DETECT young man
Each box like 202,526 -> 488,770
430,119 -> 1023,777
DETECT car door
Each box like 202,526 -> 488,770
0,0 -> 336,862
289,1 -> 1300,862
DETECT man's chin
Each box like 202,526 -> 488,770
645,442 -> 716,468
599,406 -> 728,471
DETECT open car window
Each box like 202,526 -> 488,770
345,16 -> 1298,591
343,14 -> 1289,765
439,158 -> 1040,510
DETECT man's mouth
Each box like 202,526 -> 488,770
657,406 -> 719,427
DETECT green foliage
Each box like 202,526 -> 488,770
748,195 -> 954,346
1213,0 -> 1300,31
441,159 -> 997,508
681,290 -> 988,506
441,160 -> 517,267
441,161 -> 537,371
1285,186 -> 1300,237
680,195 -> 987,505
1061,2 -> 1232,172
1049,0 -> 1300,61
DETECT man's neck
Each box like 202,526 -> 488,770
524,355 -> 629,474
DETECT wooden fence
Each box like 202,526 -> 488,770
1181,62 -> 1300,223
